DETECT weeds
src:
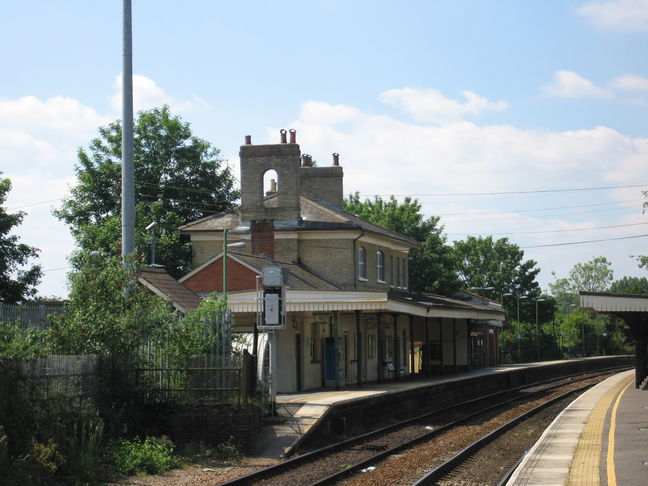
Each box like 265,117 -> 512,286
113,436 -> 181,476
213,440 -> 240,462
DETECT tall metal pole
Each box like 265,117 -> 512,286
223,228 -> 228,302
121,0 -> 135,267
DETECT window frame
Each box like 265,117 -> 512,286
358,246 -> 367,281
376,250 -> 385,283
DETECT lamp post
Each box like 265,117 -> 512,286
516,295 -> 528,363
471,286 -> 495,305
222,229 -> 246,304
146,221 -> 158,265
535,298 -> 545,361
501,292 -> 513,362
516,295 -> 528,322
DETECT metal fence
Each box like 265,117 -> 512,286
133,310 -> 249,404
2,309 -> 250,406
0,301 -> 67,329
18,354 -> 100,405
134,352 -> 244,404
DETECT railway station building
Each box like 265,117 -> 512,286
172,131 -> 504,393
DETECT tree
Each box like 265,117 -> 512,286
48,252 -> 176,356
344,193 -> 461,295
452,236 -> 541,321
549,256 -> 613,310
0,175 -> 42,303
609,276 -> 648,294
54,106 -> 238,278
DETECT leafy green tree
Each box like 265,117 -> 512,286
452,236 -> 541,321
549,308 -> 623,357
549,256 -> 613,310
609,276 -> 648,294
54,106 -> 238,278
344,193 -> 461,295
48,253 -> 176,356
0,174 -> 42,303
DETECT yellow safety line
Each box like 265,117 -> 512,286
606,378 -> 633,486
567,375 -> 633,486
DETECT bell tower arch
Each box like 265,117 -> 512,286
239,130 -> 302,222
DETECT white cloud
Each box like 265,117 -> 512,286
0,73 -> 215,298
289,97 -> 648,289
379,87 -> 508,124
578,0 -> 648,32
611,74 -> 648,91
542,70 -> 613,99
110,74 -> 209,113
0,95 -> 108,143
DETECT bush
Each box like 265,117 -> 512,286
0,320 -> 49,359
113,436 -> 181,476
213,440 -> 240,462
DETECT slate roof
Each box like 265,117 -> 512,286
178,196 -> 419,248
137,266 -> 202,313
389,288 -> 505,318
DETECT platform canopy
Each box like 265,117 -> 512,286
580,291 -> 648,388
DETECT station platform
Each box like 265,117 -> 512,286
251,357 -> 632,459
506,369 -> 648,486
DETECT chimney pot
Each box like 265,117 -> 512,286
280,129 -> 287,144
244,135 -> 252,145
332,153 -> 340,166
289,129 -> 296,143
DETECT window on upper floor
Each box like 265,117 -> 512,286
396,257 -> 402,288
401,258 -> 407,289
358,246 -> 367,280
376,250 -> 385,283
390,255 -> 394,287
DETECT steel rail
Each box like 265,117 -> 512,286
410,384 -> 593,485
220,366 -> 629,486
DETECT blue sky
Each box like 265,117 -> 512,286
2,0 -> 647,298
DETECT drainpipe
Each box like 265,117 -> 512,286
392,314 -> 399,381
351,231 -> 364,291
377,313 -> 383,384
355,310 -> 362,388
409,315 -> 415,375
453,319 -> 457,373
438,317 -> 443,375
333,311 -> 340,390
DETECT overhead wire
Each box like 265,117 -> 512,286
447,221 -> 648,236
521,234 -> 648,249
359,183 -> 648,198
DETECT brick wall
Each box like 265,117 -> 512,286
183,258 -> 259,293
251,220 -> 275,258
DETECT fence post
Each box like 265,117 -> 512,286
240,350 -> 256,403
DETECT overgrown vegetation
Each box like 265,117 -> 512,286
113,436 -> 181,476
0,255 -> 251,485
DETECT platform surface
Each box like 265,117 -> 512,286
506,369 -> 648,486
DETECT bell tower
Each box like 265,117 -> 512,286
239,129 -> 302,222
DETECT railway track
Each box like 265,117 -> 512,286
220,367 -> 628,486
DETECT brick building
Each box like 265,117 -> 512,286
174,130 -> 504,392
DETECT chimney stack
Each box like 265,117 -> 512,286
251,220 -> 275,258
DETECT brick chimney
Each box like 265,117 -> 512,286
251,220 -> 274,258
300,152 -> 344,209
